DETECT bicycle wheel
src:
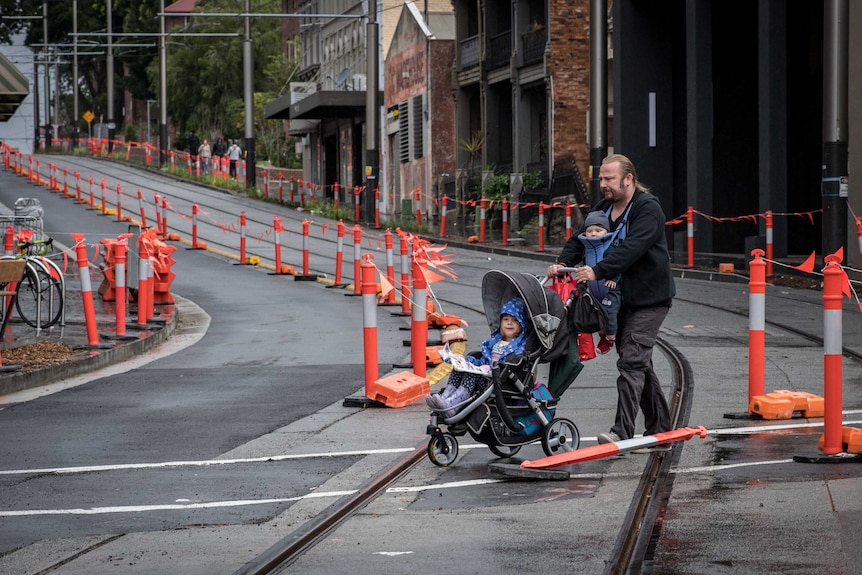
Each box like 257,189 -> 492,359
15,262 -> 63,328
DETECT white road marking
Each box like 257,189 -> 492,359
2,417 -> 860,518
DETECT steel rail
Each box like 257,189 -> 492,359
606,337 -> 693,575
232,445 -> 427,575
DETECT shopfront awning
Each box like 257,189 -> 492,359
264,90 -> 381,121
0,52 -> 29,122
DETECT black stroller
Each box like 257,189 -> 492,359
426,270 -> 583,466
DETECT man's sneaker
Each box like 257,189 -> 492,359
596,337 -> 614,355
597,432 -> 621,444
633,443 -> 672,454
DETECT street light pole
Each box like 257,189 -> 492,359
821,0 -> 849,257
106,0 -> 115,153
243,0 -> 256,187
73,0 -> 79,149
365,0 -> 380,221
43,1 -> 50,148
159,0 -> 168,166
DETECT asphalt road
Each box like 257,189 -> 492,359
0,160 -> 544,562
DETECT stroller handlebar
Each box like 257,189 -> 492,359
540,266 -> 580,286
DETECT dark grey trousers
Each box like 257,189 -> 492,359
610,305 -> 672,440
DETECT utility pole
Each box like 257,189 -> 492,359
73,0 -> 79,149
821,0 -> 848,257
43,1 -> 50,148
159,0 -> 168,166
33,51 -> 40,150
589,0 -> 607,206
365,0 -> 380,221
243,0 -> 256,187
106,0 -> 115,153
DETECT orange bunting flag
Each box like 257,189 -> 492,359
377,266 -> 395,298
829,246 -> 844,264
791,252 -> 816,273
841,268 -> 851,299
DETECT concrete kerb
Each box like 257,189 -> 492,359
0,300 -> 177,397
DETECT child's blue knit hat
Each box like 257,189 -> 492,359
500,297 -> 528,330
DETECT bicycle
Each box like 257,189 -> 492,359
0,236 -> 66,329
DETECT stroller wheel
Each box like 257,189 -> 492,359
427,433 -> 459,467
542,418 -> 580,456
488,443 -> 522,458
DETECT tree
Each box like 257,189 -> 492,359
149,0 -> 288,149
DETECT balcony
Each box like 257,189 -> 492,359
486,30 -> 511,70
521,27 -> 546,66
460,35 -> 480,69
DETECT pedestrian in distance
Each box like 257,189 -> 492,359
425,297 -> 529,418
213,137 -> 226,159
547,153 -> 675,452
187,131 -> 201,166
227,139 -> 242,179
199,139 -> 212,174
578,210 -> 622,355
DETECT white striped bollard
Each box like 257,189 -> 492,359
385,229 -> 395,304
239,211 -> 247,264
361,254 -> 379,395
335,220 -> 345,284
748,249 -> 766,406
411,251 -> 428,378
352,224 -> 362,295
72,235 -> 101,347
821,254 -> 844,455
400,233 -> 410,315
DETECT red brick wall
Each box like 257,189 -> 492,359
547,0 -> 592,180
429,41 -> 456,178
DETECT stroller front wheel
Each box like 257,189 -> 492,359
542,418 -> 580,456
428,433 -> 459,467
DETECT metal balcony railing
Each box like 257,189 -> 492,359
460,35 -> 480,69
521,27 -> 546,66
486,30 -> 511,70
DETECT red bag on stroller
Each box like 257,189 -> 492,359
547,274 -> 596,361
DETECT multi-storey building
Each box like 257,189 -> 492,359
450,0 -> 595,230
266,0 -> 455,223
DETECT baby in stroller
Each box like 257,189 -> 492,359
425,297 -> 529,417
425,270 -> 581,467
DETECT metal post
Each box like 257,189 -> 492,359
73,0 -> 79,149
159,0 -> 168,166
589,0 -> 608,205
106,0 -> 115,153
365,0 -> 380,221
43,2 -> 51,148
243,0 -> 256,188
821,0 -> 849,257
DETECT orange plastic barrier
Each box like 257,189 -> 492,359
817,427 -> 862,454
748,390 -> 825,420
428,312 -> 462,327
365,370 -> 430,408
425,345 -> 444,365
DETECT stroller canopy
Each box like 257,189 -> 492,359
481,270 -> 570,362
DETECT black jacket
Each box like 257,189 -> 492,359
188,134 -> 201,155
558,190 -> 675,310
